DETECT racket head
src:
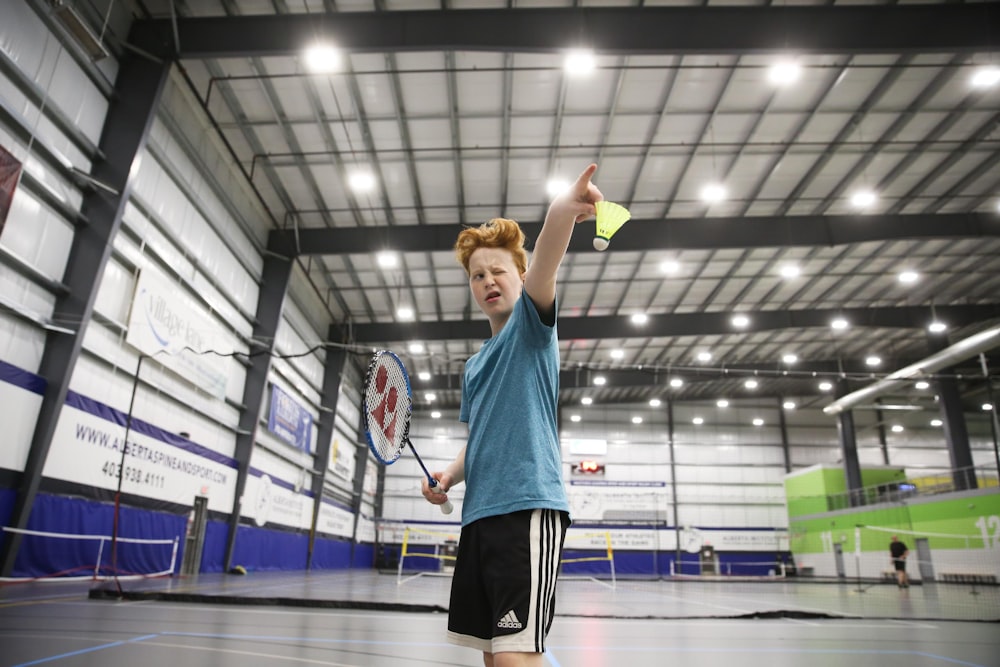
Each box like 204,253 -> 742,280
362,350 -> 413,465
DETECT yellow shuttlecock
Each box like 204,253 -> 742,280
593,201 -> 631,251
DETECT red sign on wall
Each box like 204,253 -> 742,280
0,144 -> 23,235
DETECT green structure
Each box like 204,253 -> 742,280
784,464 -> 1000,582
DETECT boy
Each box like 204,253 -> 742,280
422,164 -> 603,666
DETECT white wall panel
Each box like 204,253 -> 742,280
0,261 -> 50,319
0,313 -> 44,371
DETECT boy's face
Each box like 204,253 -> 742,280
467,247 -> 524,322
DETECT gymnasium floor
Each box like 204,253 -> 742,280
2,571 -> 997,666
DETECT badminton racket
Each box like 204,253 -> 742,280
362,350 -> 453,515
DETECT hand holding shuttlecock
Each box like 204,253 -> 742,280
592,201 -> 631,251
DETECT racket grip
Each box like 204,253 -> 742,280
429,479 -> 454,515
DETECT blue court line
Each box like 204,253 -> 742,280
13,634 -> 159,666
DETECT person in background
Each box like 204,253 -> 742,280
889,535 -> 910,588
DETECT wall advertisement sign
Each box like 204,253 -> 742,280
126,269 -> 229,399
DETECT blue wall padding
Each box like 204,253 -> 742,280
12,493 -> 185,578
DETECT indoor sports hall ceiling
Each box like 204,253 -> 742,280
114,3 -> 1000,409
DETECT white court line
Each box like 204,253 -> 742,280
134,638 -> 364,667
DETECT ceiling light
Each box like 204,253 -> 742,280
304,44 -> 341,72
692,417 -> 704,425
697,351 -> 712,362
780,264 -> 800,279
376,251 -> 398,269
752,418 -> 764,426
581,397 -> 593,405
631,416 -> 643,425
898,271 -> 919,284
865,356 -> 882,367
425,392 -> 436,402
891,424 -> 904,433
782,353 -> 798,364
649,398 -> 662,408
819,381 -> 833,391
831,318 -> 849,331
348,170 -> 377,192
593,376 -> 607,386
732,315 -> 750,328
768,61 -> 801,85
408,342 -> 425,354
744,379 -> 758,389
610,348 -> 625,360
783,401 -> 796,410
659,259 -> 680,275
546,178 -> 571,197
431,411 -> 441,419
851,190 -> 877,209
570,414 -> 582,423
984,403 -> 995,412
564,50 -> 596,77
716,399 -> 730,408
700,183 -> 727,204
971,66 -> 1000,88
930,419 -> 943,427
928,321 -> 947,333
396,306 -> 414,321
915,381 -> 930,390
417,371 -> 431,381
670,378 -> 684,388
631,313 -> 649,325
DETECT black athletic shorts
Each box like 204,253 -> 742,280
446,508 -> 570,655
893,558 -> 906,571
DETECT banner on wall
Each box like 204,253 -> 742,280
125,269 -> 229,399
0,144 -> 23,234
329,437 -> 355,482
567,480 -> 670,522
43,391 -> 237,512
246,472 -> 311,530
267,384 -> 313,452
316,499 -> 356,539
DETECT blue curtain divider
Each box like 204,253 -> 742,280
10,493 -> 185,579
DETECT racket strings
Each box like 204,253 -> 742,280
365,354 -> 412,463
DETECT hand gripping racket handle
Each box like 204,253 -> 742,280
429,479 -> 454,515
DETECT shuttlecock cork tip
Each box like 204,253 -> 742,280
593,236 -> 610,252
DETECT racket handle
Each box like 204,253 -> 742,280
429,479 -> 454,515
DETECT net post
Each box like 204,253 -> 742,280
94,537 -> 106,580
169,537 -> 179,576
396,527 -> 410,586
605,531 -> 616,590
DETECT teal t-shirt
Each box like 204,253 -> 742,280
459,292 -> 570,526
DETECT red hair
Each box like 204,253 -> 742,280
454,218 -> 528,276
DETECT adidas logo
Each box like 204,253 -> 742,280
497,610 -> 523,629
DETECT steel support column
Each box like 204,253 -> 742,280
223,252 -> 293,571
777,397 -> 792,474
307,344 -> 347,570
927,336 -> 977,491
875,400 -> 890,465
935,375 -> 978,491
836,380 -> 864,507
0,54 -> 170,576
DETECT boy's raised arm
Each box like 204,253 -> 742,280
523,163 -> 603,315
